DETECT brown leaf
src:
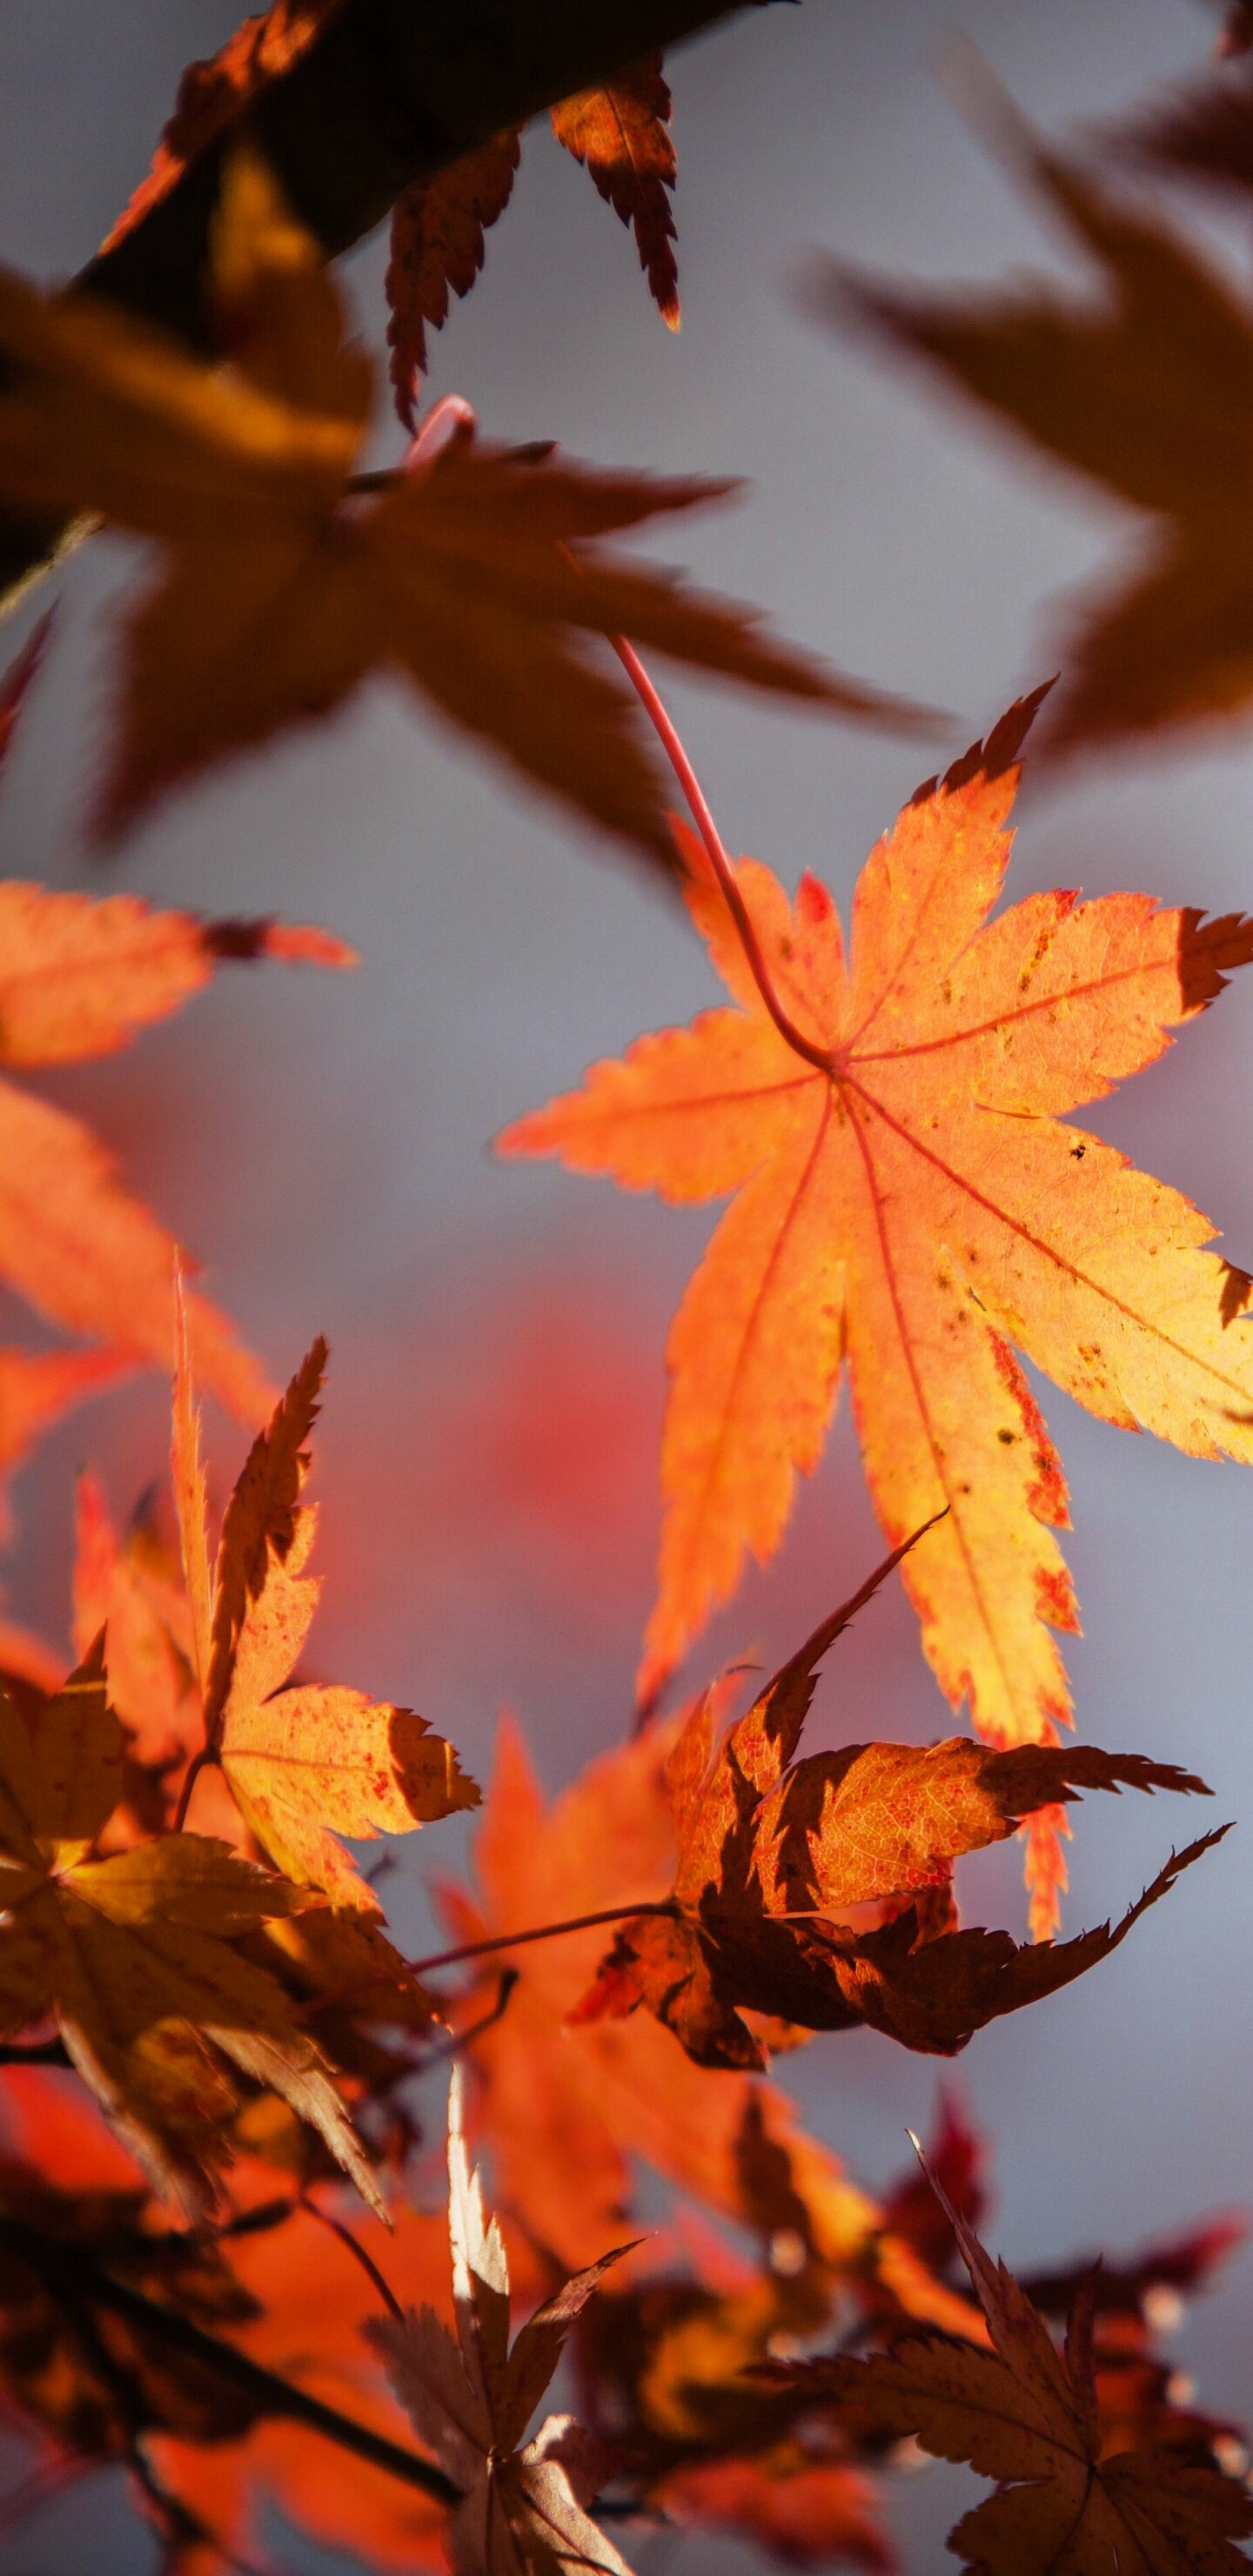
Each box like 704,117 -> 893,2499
387,132 -> 522,427
819,95 -> 1253,756
573,1554 -> 1220,2067
449,1715 -> 986,2345
0,1647 -> 379,2214
367,2070 -> 638,2575
761,2148 -> 1253,2571
551,56 -> 680,329
0,150 -> 938,872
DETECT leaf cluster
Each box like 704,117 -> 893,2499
0,10 -> 1250,2575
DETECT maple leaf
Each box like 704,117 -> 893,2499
387,133 -> 522,430
0,1348 -> 129,1539
0,630 -> 353,1433
445,1713 -> 986,2345
0,2144 -> 265,2459
574,2257 -> 893,2571
367,2068 -> 638,2576
0,1643 -> 379,2215
500,692 -> 1253,1928
174,1325 -> 479,1912
814,94 -> 1253,757
0,148 -> 935,869
877,2096 -> 1250,2476
99,2 -> 334,256
385,54 -> 674,429
761,2148 -> 1253,2573
551,57 -> 680,329
571,1549 -> 1218,2068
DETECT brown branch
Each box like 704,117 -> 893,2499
0,0 -> 772,610
411,1899 -> 678,1979
172,1743 -> 215,1833
0,2215 -> 459,2512
298,2191 -> 405,2323
610,631 -> 839,1076
420,1967 -> 519,2067
1,2215 -> 647,2530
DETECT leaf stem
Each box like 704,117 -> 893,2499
419,1966 -> 519,2068
608,632 -> 838,1078
405,393 -> 477,469
411,1900 -> 677,1980
299,2192 -> 405,2323
172,1742 -> 213,1833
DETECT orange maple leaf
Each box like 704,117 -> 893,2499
500,692 -> 1253,1931
174,1325 -> 479,1913
0,1644 -> 379,2215
367,2069 -> 639,2576
0,628 -> 353,1434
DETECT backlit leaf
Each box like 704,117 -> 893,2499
0,151 -> 936,871
501,695 -> 1253,1927
551,57 -> 680,329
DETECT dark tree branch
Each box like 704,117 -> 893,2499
0,0 -> 774,608
0,2214 -> 647,2530
0,2214 -> 459,2512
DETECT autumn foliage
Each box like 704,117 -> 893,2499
0,8 -> 1251,2574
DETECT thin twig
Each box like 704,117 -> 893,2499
0,2215 -> 459,2512
608,633 -> 838,1077
3,2217 -> 647,2531
410,1900 -> 677,1980
299,2191 -> 405,2323
419,1967 -> 519,2068
172,1742 -> 213,1832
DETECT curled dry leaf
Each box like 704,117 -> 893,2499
448,1711 -> 993,2345
0,148 -> 935,870
0,1643 -> 379,2213
367,2067 -> 639,2575
501,692 -> 1253,1929
571,1544 -> 1218,2067
760,2146 -> 1253,2572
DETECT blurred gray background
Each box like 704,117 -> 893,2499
1,1 -> 1251,2566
